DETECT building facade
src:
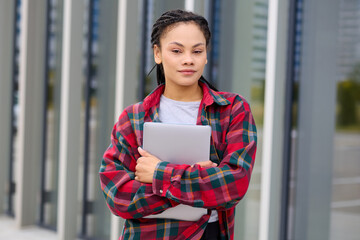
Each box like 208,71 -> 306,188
0,0 -> 359,240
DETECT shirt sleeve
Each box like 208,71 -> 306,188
151,96 -> 257,211
99,110 -> 178,219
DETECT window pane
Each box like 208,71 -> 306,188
331,0 -> 360,239
8,0 -> 22,217
81,0 -> 117,238
216,1 -> 268,239
41,0 -> 64,228
287,1 -> 359,239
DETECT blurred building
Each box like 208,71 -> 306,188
338,0 -> 360,81
0,0 -> 359,240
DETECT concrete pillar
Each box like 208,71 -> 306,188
0,0 -> 15,214
185,0 -> 195,12
16,0 -> 47,227
259,0 -> 289,239
56,0 -> 84,239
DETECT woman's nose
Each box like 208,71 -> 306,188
182,53 -> 194,65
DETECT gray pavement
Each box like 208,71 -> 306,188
0,215 -> 57,240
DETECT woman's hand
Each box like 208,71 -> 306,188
193,161 -> 218,168
135,147 -> 162,183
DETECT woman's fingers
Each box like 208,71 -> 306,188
135,149 -> 161,183
138,147 -> 151,157
194,160 -> 217,168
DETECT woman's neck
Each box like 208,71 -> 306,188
163,81 -> 203,102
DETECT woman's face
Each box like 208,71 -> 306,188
154,22 -> 207,89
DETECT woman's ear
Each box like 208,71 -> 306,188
153,45 -> 162,64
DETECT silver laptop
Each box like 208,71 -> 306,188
142,122 -> 211,221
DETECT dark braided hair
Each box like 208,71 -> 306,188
150,9 -> 217,91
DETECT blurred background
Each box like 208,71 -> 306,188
0,0 -> 359,240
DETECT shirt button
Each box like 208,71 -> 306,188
160,189 -> 163,194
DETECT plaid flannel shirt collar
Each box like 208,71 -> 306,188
142,80 -> 231,115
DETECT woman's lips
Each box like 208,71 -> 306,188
179,69 -> 196,75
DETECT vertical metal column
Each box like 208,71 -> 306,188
207,0 -> 221,88
57,0 -> 84,239
259,0 -> 290,239
92,0 -> 118,237
110,1 -> 140,240
0,0 -> 16,215
292,0 -> 339,239
139,0 -> 149,100
280,0 -> 298,239
6,0 -> 19,217
39,0 -> 51,226
81,0 -> 95,237
16,0 -> 47,227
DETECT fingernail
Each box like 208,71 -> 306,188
212,163 -> 217,167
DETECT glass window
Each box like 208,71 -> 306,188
143,0 -> 186,96
215,1 -> 268,239
7,0 -> 22,218
287,0 -> 303,238
79,0 -> 118,238
39,0 -> 63,229
331,0 -> 360,239
287,1 -> 360,240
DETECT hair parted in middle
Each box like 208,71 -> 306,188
149,9 -> 217,91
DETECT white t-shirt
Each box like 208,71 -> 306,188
158,94 -> 219,223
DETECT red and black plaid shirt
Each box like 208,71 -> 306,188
99,81 -> 257,240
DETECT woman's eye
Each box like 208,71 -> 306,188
172,49 -> 181,53
194,50 -> 203,54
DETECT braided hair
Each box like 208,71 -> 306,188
150,9 -> 217,91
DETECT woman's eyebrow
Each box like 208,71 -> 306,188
169,42 -> 205,48
192,43 -> 205,48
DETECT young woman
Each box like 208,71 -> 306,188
99,9 -> 257,240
